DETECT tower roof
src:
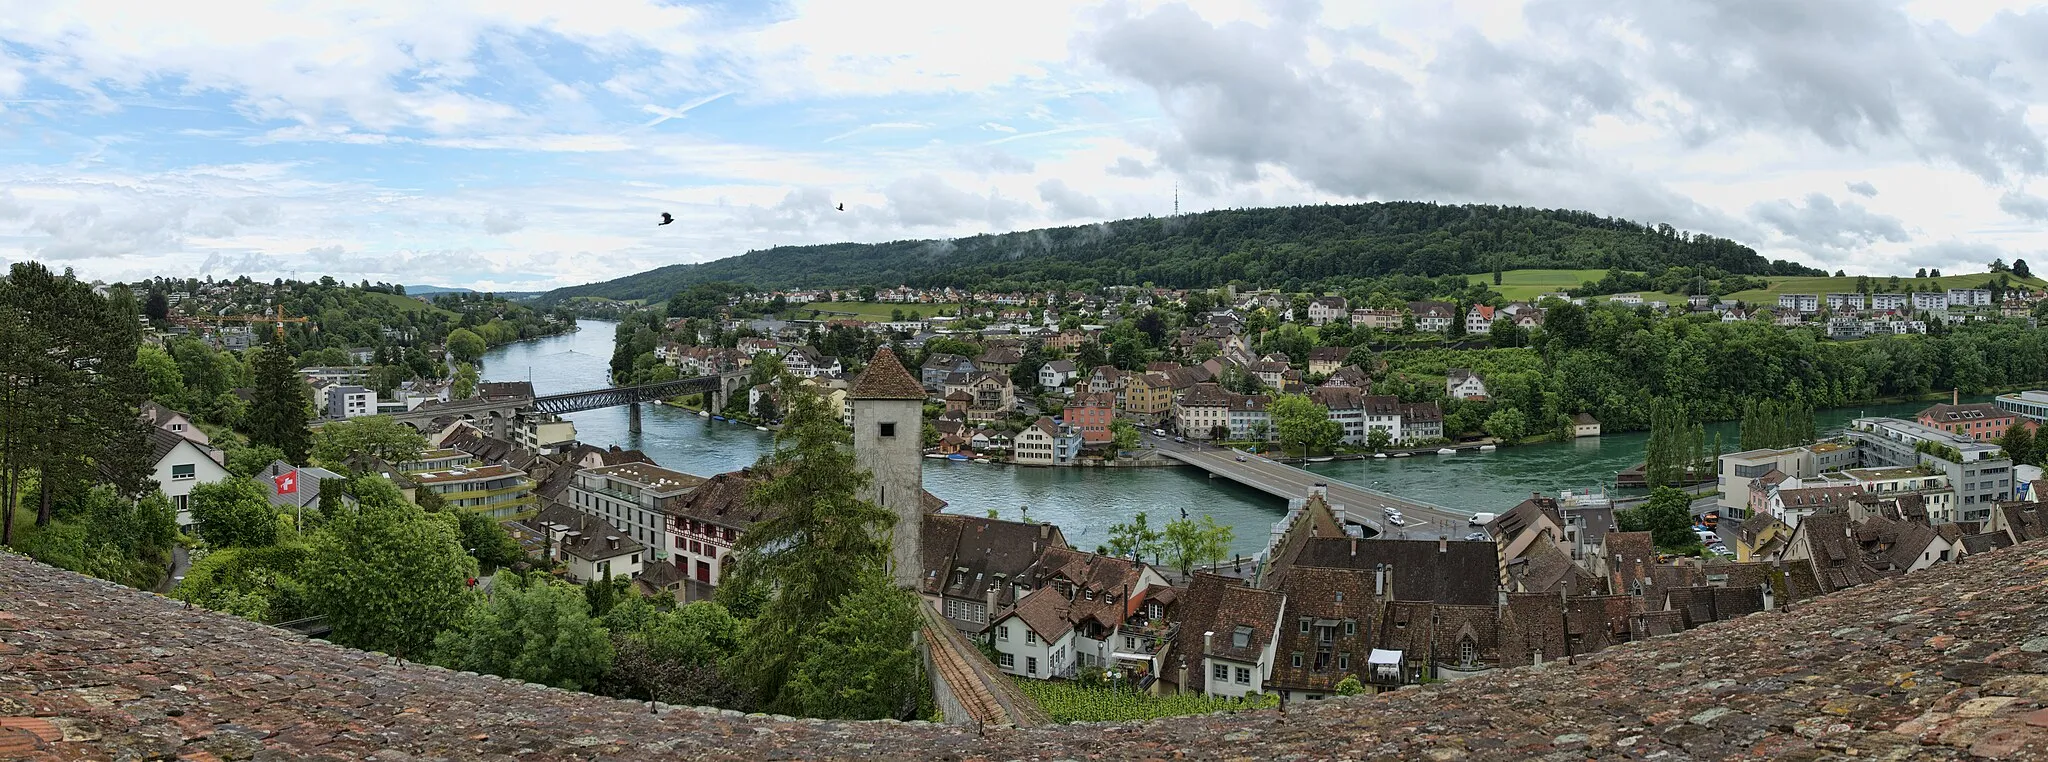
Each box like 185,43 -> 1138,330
849,347 -> 927,400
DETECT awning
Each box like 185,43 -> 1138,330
1368,648 -> 1403,665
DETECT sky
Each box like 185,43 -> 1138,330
5,0 -> 2048,291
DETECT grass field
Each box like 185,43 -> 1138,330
1489,269 -> 1617,300
788,301 -> 963,320
1719,272 -> 2046,305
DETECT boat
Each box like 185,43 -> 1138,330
1308,456 -> 1334,463
946,453 -> 969,461
973,458 -> 991,464
1437,448 -> 1457,455
924,453 -> 946,459
710,416 -> 726,422
1392,452 -> 1412,458
1479,444 -> 1496,452
696,410 -> 709,418
1373,453 -> 1388,459
755,425 -> 769,431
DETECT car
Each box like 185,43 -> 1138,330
1463,532 -> 1489,542
1384,516 -> 1406,527
1710,544 -> 1730,555
1235,455 -> 1247,462
1153,428 -> 1167,437
1173,436 -> 1186,443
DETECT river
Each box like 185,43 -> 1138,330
482,321 -> 1966,557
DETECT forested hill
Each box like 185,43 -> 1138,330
541,202 -> 1817,303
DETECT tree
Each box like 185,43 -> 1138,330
1335,675 -> 1365,696
432,571 -> 612,691
189,478 -> 281,549
1366,428 -> 1392,452
1833,269 -> 1846,277
720,378 -> 895,710
1492,270 -> 1504,286
1484,408 -> 1528,445
1991,258 -> 2008,273
446,328 -> 487,364
1271,393 -> 1340,459
453,362 -> 479,400
136,344 -> 186,404
1930,268 -> 1942,278
1488,318 -> 1523,348
1110,418 -> 1141,456
1106,511 -> 1164,562
1161,515 -> 1234,576
303,477 -> 477,659
1998,424 -> 2036,467
171,543 -> 312,623
1615,487 -> 1698,553
2016,259 -> 2034,280
144,291 -> 170,321
310,416 -> 428,471
247,333 -> 313,463
1916,268 -> 1928,278
225,444 -> 288,478
598,598 -> 747,709
448,507 -> 527,572
780,572 -> 923,720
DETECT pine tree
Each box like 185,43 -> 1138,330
248,331 -> 313,463
719,377 -> 895,711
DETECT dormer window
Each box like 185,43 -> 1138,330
1232,626 -> 1252,648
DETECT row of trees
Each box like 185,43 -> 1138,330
1738,399 -> 1817,451
1103,510 -> 1236,576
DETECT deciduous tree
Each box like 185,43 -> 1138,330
189,478 -> 281,549
433,571 -> 613,691
1161,515 -> 1234,576
304,476 -> 476,659
446,328 -> 487,364
781,572 -> 923,720
310,415 -> 428,471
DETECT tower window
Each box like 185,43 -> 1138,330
880,422 -> 897,437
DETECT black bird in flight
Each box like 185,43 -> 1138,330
658,212 -> 674,226
835,203 -> 845,212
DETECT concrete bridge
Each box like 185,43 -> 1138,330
387,371 -> 750,437
1154,442 -> 1470,537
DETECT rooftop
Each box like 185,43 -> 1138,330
405,463 -> 524,485
6,542 -> 2048,759
583,462 -> 707,493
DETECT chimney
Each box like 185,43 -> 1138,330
1178,662 -> 1188,691
1202,631 -> 1215,655
1350,538 -> 1358,557
986,583 -> 998,616
1039,523 -> 1051,540
1439,537 -> 1448,553
1374,563 -> 1385,596
1953,388 -> 1959,406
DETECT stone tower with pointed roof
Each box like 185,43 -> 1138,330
849,346 -> 928,588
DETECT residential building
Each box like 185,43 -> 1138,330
1445,369 -> 1488,401
1162,573 -> 1286,698
1123,372 -> 1175,425
256,461 -> 343,516
526,503 -> 644,584
324,385 -> 375,419
568,462 -> 706,554
922,514 -> 1068,636
1947,288 -> 1992,307
1778,294 -> 1819,313
963,372 -> 1016,423
411,463 -> 536,520
977,347 -> 1024,376
1310,386 -> 1366,445
1917,402 -> 2025,442
1250,360 -> 1289,390
1464,305 -> 1496,335
1826,293 -> 1866,311
513,413 -> 578,456
1014,417 -> 1061,466
1911,292 -> 1949,311
1995,389 -> 2048,426
299,366 -> 372,386
1408,301 -> 1456,333
662,468 -> 771,589
1064,392 -> 1116,446
147,427 -> 229,529
1846,417 -> 2012,524
1400,401 -> 1443,442
1872,293 -> 1908,312
140,401 -> 207,446
399,447 -> 473,473
1038,359 -> 1079,389
1349,308 -> 1403,331
1227,394 -> 1273,441
781,347 -> 842,378
1305,296 -> 1348,326
1306,347 -> 1352,376
989,547 -> 1174,681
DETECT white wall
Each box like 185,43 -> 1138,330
989,617 -> 1075,679
156,441 -> 229,528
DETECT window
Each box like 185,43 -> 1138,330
631,554 -> 640,564
1232,626 -> 1252,648
1026,657 -> 1038,676
1124,636 -> 1136,650
171,423 -> 185,432
880,422 -> 897,437
1459,638 -> 1477,668
1026,631 -> 1039,645
1235,667 -> 1251,685
999,653 -> 1014,668
997,625 -> 1010,642
1344,619 -> 1357,637
173,494 -> 188,512
1213,664 -> 1229,681
1300,617 -> 1311,633
171,464 -> 196,481
1291,652 -> 1303,668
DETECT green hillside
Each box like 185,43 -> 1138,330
1491,269 -> 1619,300
539,202 -> 1818,305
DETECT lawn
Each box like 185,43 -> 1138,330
1719,271 -> 2047,305
1009,677 -> 1278,723
788,301 -> 963,321
1490,269 -> 1621,301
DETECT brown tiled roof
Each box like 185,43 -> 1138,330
8,543 -> 2048,758
476,381 -> 536,400
1267,567 -> 1377,692
998,587 -> 1072,641
1307,385 -> 1362,411
1283,538 -> 1498,606
1169,573 -> 1285,690
848,347 -> 927,399
1306,346 -> 1351,363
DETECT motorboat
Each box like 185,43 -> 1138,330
973,458 -> 991,464
711,415 -> 726,422
1437,448 -> 1457,455
1308,456 -> 1334,463
924,453 -> 947,459
947,453 -> 969,461
755,425 -> 769,431
1478,444 -> 1496,452
1392,452 -> 1411,458
697,410 -> 710,418
1373,453 -> 1388,459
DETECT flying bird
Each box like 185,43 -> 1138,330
658,212 -> 674,226
835,203 -> 845,212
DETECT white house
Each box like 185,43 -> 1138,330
1947,288 -> 1992,307
1445,369 -> 1488,401
1826,293 -> 1866,311
141,401 -> 208,446
781,347 -> 842,378
326,385 -> 375,419
990,591 -> 1079,679
148,427 -> 229,529
1013,418 -> 1061,466
527,503 -> 646,584
1911,292 -> 1949,311
1777,294 -> 1819,314
1304,296 -> 1349,326
1464,305 -> 1496,335
1037,359 -> 1078,389
1872,293 -> 1908,312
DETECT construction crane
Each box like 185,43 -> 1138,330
172,305 -> 311,339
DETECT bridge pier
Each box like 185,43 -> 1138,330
628,401 -> 642,434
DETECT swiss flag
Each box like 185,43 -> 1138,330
274,470 -> 299,495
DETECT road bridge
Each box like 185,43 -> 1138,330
1154,442 -> 1471,537
388,371 -> 749,436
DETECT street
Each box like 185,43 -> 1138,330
1148,434 -> 1469,534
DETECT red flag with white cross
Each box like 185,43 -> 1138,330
274,470 -> 298,495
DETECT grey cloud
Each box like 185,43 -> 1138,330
482,208 -> 527,234
1107,156 -> 1154,178
733,186 -> 838,231
883,174 -> 1028,228
27,201 -> 190,260
199,251 -> 276,277
1999,191 -> 2048,222
1037,178 -> 1105,220
953,148 -> 1035,175
1846,181 -> 1878,197
1750,193 -> 1909,250
1906,240 -> 2010,272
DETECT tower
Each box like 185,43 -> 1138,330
846,346 -> 928,589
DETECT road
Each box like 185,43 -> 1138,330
1149,435 -> 1469,536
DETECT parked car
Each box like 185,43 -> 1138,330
1463,532 -> 1489,542
1153,428 -> 1167,437
1173,436 -> 1186,443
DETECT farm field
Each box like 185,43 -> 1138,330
1489,269 -> 1620,301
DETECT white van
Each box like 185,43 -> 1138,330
1468,512 -> 1497,527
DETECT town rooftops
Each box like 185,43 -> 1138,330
526,503 -> 644,562
1918,402 -> 2014,422
476,381 -> 536,400
849,347 -> 927,400
1285,537 -> 1500,605
408,463 -> 524,485
583,462 -> 705,493
7,541 -> 2048,758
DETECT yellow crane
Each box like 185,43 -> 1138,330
173,305 -> 312,338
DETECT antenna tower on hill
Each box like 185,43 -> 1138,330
1174,182 -> 1180,217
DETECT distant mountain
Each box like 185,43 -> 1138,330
404,285 -> 475,295
537,202 -> 1819,305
